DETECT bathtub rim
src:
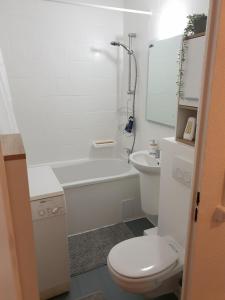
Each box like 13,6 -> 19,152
61,171 -> 139,189
29,157 -> 139,189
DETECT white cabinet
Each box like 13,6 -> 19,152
176,33 -> 206,147
179,35 -> 206,108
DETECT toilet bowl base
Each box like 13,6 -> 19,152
143,272 -> 182,299
108,260 -> 182,298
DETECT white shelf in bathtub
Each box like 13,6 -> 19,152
92,140 -> 117,149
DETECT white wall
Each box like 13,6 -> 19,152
0,0 -> 124,164
0,49 -> 18,134
122,0 -> 209,152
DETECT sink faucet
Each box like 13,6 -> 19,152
149,149 -> 160,159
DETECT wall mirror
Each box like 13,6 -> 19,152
146,35 -> 182,127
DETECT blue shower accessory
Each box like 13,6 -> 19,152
125,116 -> 134,133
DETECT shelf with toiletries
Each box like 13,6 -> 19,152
176,30 -> 206,147
176,105 -> 198,146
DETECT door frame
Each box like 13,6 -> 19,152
1,1 -> 225,299
0,134 -> 39,300
182,0 -> 225,299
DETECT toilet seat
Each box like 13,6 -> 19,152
108,235 -> 178,279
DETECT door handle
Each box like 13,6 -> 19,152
214,205 -> 225,222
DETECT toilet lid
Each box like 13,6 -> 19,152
108,236 -> 178,279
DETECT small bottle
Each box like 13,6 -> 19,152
149,139 -> 158,157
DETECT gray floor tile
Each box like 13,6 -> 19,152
155,294 -> 178,300
92,266 -> 144,300
76,291 -> 105,300
51,265 -> 177,300
125,218 -> 154,236
78,268 -> 103,295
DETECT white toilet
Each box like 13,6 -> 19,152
107,232 -> 184,298
107,138 -> 194,298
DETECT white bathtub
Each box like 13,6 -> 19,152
53,159 -> 143,235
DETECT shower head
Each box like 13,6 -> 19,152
110,41 -> 133,54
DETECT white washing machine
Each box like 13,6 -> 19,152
28,166 -> 70,300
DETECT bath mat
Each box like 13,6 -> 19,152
76,291 -> 105,300
69,223 -> 134,276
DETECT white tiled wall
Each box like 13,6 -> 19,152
0,49 -> 19,134
0,0 -> 124,164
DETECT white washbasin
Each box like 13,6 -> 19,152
130,150 -> 160,174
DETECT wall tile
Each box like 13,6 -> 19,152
0,0 -> 124,164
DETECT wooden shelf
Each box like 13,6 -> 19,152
184,32 -> 206,40
179,105 -> 198,111
176,138 -> 195,147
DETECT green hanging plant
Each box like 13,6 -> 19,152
176,39 -> 188,99
184,14 -> 207,37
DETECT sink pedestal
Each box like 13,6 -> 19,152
139,173 -> 160,215
129,150 -> 161,217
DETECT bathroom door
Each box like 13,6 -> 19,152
0,140 -> 22,300
0,134 -> 39,300
182,1 -> 225,299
